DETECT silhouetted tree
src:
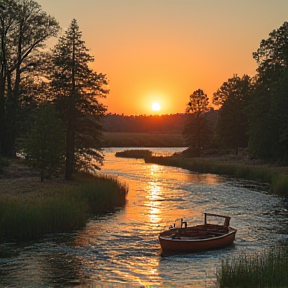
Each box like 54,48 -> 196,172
0,0 -> 59,156
183,89 -> 211,155
50,19 -> 108,180
269,68 -> 288,164
248,22 -> 288,161
213,75 -> 251,155
19,102 -> 65,181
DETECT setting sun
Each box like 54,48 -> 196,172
151,102 -> 161,111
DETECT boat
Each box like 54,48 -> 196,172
158,213 -> 237,252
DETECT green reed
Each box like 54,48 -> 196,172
0,173 -> 128,242
217,247 -> 288,288
145,156 -> 288,196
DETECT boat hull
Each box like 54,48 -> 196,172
159,226 -> 237,252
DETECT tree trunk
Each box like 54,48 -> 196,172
65,106 -> 75,180
0,22 -> 7,155
65,33 -> 76,180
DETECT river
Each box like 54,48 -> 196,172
1,147 -> 288,287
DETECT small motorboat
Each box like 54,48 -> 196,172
158,213 -> 237,252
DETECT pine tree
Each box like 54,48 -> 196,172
50,19 -> 108,180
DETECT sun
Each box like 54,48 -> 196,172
151,102 -> 161,111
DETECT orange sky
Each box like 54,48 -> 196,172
37,0 -> 288,115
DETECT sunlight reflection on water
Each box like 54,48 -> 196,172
1,147 -> 288,288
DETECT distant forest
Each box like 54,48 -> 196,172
102,110 -> 218,133
1,0 -> 288,181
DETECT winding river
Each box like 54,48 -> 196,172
1,147 -> 288,287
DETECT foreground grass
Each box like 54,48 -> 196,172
0,173 -> 128,242
217,247 -> 288,288
145,156 -> 288,196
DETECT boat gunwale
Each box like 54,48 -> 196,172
159,226 -> 237,243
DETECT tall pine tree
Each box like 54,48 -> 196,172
50,19 -> 108,180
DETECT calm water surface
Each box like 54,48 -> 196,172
1,147 -> 288,287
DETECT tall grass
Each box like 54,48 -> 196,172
145,156 -> 288,196
217,247 -> 288,288
0,173 -> 128,242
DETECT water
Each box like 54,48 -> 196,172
1,147 -> 288,287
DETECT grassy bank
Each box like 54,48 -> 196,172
0,172 -> 128,242
102,132 -> 185,147
145,156 -> 288,196
217,247 -> 288,288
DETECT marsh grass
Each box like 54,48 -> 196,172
217,247 -> 288,288
0,173 -> 128,242
145,156 -> 288,196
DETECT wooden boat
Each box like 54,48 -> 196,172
158,213 -> 237,252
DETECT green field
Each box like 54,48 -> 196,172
101,132 -> 186,147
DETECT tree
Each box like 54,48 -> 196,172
183,89 -> 211,155
0,0 -> 59,156
213,75 -> 251,155
20,102 -> 65,182
50,19 -> 108,180
269,68 -> 288,164
248,22 -> 288,160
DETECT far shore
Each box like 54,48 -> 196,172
1,147 -> 288,198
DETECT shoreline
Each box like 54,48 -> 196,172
2,149 -> 288,198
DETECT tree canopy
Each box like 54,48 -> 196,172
0,0 -> 59,156
213,75 -> 251,155
50,19 -> 108,179
183,89 -> 212,155
247,21 -> 288,163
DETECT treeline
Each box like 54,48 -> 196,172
0,1 -> 108,180
102,111 -> 218,133
1,0 -> 288,179
181,22 -> 288,165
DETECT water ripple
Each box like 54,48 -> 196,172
1,148 -> 288,287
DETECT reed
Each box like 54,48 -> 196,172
145,156 -> 288,196
73,172 -> 128,213
0,173 -> 128,242
217,247 -> 288,288
270,175 -> 288,196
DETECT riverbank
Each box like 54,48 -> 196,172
144,149 -> 288,196
0,157 -> 128,242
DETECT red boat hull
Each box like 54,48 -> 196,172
159,226 -> 237,252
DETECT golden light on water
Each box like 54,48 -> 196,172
148,181 -> 161,224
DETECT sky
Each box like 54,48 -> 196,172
37,0 -> 288,116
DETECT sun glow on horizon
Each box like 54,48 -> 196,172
151,102 -> 161,112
